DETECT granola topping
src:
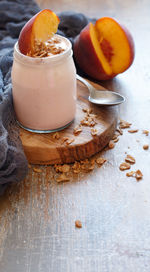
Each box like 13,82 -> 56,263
27,36 -> 67,58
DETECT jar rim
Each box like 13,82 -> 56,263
14,34 -> 72,66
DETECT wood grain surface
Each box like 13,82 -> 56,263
1,1 -> 150,272
20,80 -> 117,164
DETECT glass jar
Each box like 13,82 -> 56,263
11,35 -> 76,133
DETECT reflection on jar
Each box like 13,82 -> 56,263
11,35 -> 76,133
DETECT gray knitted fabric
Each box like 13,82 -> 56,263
0,0 -> 92,194
0,0 -> 40,193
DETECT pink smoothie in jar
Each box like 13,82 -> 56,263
11,35 -> 76,133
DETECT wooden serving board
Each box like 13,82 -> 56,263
20,80 -> 118,165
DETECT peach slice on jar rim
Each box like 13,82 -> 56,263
18,9 -> 60,56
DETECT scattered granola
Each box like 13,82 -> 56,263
73,125 -> 82,135
80,117 -> 96,127
128,129 -> 139,133
56,173 -> 70,183
72,161 -> 81,173
135,170 -> 143,181
82,108 -> 92,114
61,137 -> 69,144
143,144 -> 149,150
126,171 -> 135,177
119,119 -> 132,129
75,220 -> 82,228
119,162 -> 131,171
30,105 -> 147,183
91,128 -> 98,136
143,130 -> 149,136
87,163 -> 95,171
54,164 -> 70,173
59,136 -> 75,145
33,167 -> 42,173
116,128 -> 123,135
112,133 -> 120,140
108,140 -> 115,149
52,132 -> 60,139
90,158 -> 95,166
96,157 -> 107,166
66,138 -> 75,145
113,137 -> 119,143
126,170 -> 143,181
61,164 -> 71,173
80,159 -> 89,165
125,154 -> 136,164
28,38 -> 65,58
80,159 -> 94,172
80,109 -> 97,127
71,158 -> 101,173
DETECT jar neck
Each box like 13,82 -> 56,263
13,35 -> 73,67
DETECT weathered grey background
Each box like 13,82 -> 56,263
0,0 -> 150,271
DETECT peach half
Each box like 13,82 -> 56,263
18,9 -> 60,55
73,17 -> 135,80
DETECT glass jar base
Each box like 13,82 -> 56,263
17,120 -> 74,134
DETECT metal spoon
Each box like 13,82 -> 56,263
76,74 -> 125,106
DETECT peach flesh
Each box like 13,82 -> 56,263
95,17 -> 135,74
